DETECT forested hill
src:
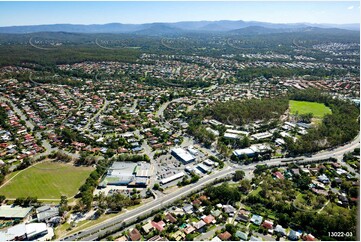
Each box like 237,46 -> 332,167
0,20 -> 359,34
206,98 -> 289,126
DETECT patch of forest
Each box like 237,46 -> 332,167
285,89 -> 359,155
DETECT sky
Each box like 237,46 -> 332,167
0,1 -> 360,27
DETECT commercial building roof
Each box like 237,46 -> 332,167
233,143 -> 271,157
203,159 -> 215,166
36,205 -> 59,222
226,129 -> 249,136
0,223 -> 48,241
26,223 -> 48,239
197,163 -> 212,173
187,146 -> 198,155
160,172 -> 185,185
134,177 -> 148,185
233,148 -> 255,157
251,132 -> 272,140
171,148 -> 195,163
0,205 -> 33,219
108,162 -> 137,177
224,133 -> 239,139
100,162 -> 136,186
135,163 -> 153,177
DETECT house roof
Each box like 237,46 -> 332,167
142,222 -> 153,233
274,225 -> 286,234
236,213 -> 249,222
199,195 -> 208,201
115,235 -> 128,241
193,220 -> 206,230
250,214 -> 263,225
304,233 -> 316,241
183,225 -> 195,234
165,213 -> 177,223
149,235 -> 168,241
235,231 -> 248,240
273,171 -> 284,179
151,221 -> 165,231
211,236 -> 222,242
223,205 -> 236,213
211,210 -> 222,217
172,230 -> 186,240
239,209 -> 250,215
182,204 -> 193,213
288,229 -> 298,239
249,235 -> 262,241
203,215 -> 215,224
218,231 -> 232,241
192,199 -> 201,205
262,220 -> 274,229
129,228 -> 141,241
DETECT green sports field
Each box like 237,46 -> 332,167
0,161 -> 94,200
289,100 -> 332,118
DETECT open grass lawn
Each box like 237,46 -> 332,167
0,161 -> 94,199
289,100 -> 332,118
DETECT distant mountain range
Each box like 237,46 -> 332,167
0,20 -> 359,34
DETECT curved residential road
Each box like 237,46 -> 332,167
155,98 -> 184,118
61,133 -> 359,241
82,99 -> 109,131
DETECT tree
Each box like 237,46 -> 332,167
241,136 -> 250,148
206,182 -> 241,205
239,179 -> 252,194
204,205 -> 213,215
153,213 -> 163,222
190,174 -> 200,183
153,183 -> 160,190
0,195 -> 5,204
299,113 -> 313,123
225,224 -> 237,235
349,187 -> 358,198
296,174 -> 311,190
233,170 -> 245,181
59,195 -> 68,215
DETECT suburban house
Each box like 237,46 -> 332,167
129,228 -> 141,241
250,214 -> 263,225
218,231 -> 232,241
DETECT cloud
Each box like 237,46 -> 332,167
347,6 -> 354,10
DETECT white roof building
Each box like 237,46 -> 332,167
233,148 -> 256,157
0,223 -> 48,241
171,148 -> 195,163
187,146 -> 198,155
251,132 -> 272,140
233,144 -> 271,157
226,129 -> 249,136
224,133 -> 239,140
160,172 -> 185,185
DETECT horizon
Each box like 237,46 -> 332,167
1,19 -> 360,28
0,1 -> 360,27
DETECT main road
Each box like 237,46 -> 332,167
62,167 -> 235,241
61,134 -> 359,241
